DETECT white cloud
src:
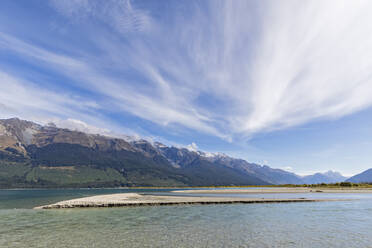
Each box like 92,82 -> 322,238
186,142 -> 198,152
0,70 -> 129,137
0,70 -> 90,117
237,0 -> 372,134
2,0 -> 372,142
282,166 -> 293,172
0,31 -> 227,139
51,118 -> 110,135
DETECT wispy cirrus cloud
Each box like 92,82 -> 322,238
0,31 -> 225,139
0,71 -> 94,116
239,0 -> 372,134
50,0 -> 152,33
1,0 -> 372,143
0,69 -> 140,137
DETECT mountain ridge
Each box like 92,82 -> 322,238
0,118 -> 267,187
0,117 -> 352,188
346,169 -> 372,183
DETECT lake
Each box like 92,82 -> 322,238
1,189 -> 372,247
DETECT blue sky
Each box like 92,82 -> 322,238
1,0 -> 372,176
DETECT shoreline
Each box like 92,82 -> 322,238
172,187 -> 372,194
4,185 -> 372,190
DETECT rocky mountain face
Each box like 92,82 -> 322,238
302,171 -> 347,184
0,118 -> 351,188
346,169 -> 372,183
0,118 -> 135,154
0,118 -> 41,155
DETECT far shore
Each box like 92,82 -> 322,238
172,187 -> 372,194
4,184 -> 372,190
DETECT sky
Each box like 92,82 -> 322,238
1,0 -> 372,176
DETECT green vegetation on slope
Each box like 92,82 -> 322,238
25,166 -> 126,185
0,143 -> 192,188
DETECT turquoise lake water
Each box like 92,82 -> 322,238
1,189 -> 372,247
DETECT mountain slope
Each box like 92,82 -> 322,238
153,144 -> 268,185
346,169 -> 372,183
203,155 -> 305,185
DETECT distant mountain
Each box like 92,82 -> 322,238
346,169 -> 372,183
302,171 -> 347,184
200,155 -> 305,185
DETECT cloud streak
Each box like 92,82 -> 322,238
241,0 -> 372,134
50,0 -> 152,33
1,0 -> 372,142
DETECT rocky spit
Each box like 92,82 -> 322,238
34,193 -> 329,209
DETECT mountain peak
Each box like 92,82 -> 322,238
323,170 -> 344,177
302,170 -> 347,184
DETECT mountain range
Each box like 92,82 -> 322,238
0,118 -> 368,188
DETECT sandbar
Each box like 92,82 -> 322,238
34,192 -> 329,209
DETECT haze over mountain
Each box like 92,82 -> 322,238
302,171 -> 347,184
0,118 -> 354,188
